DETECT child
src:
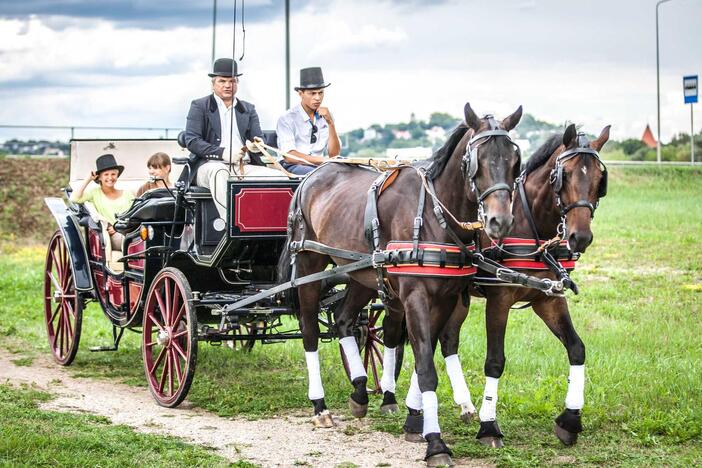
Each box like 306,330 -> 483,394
136,152 -> 174,196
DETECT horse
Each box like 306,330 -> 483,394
278,102 -> 523,466
390,123 -> 610,448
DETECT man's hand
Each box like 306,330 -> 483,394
231,147 -> 245,164
245,139 -> 261,153
318,107 -> 334,125
107,224 -> 116,236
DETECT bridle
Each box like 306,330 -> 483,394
462,115 -> 522,221
549,133 -> 608,221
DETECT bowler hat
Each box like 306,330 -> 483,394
294,67 -> 331,91
208,58 -> 243,78
95,154 -> 124,177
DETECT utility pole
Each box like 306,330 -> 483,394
656,0 -> 673,164
285,0 -> 291,110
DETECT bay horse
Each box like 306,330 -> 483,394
278,103 -> 523,466
392,123 -> 610,448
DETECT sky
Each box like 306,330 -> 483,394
1,0 -> 700,143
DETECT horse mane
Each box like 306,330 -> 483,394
524,133 -> 563,175
425,123 -> 469,179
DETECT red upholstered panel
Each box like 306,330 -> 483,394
234,188 -> 294,232
128,281 -> 142,314
88,230 -> 102,260
107,276 -> 123,308
127,238 -> 145,270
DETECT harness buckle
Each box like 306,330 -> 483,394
413,216 -> 423,230
372,250 -> 386,268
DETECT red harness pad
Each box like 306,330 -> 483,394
386,241 -> 477,277
491,237 -> 576,270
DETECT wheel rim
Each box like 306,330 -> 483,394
44,231 -> 80,365
143,270 -> 194,406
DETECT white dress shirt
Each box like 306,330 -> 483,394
276,104 -> 332,158
213,94 -> 245,160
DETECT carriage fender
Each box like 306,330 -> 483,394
44,197 -> 93,292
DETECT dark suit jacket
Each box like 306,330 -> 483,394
181,94 -> 264,184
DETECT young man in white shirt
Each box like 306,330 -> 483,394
276,67 -> 340,175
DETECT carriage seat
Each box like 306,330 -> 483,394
82,202 -> 124,273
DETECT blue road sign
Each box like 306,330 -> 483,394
684,75 -> 698,104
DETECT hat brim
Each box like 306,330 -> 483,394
96,165 -> 125,177
209,72 -> 243,77
294,82 -> 331,91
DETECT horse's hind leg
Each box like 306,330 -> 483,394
297,253 -> 334,428
439,294 -> 476,423
376,299 -> 405,415
532,297 -> 586,446
334,280 -> 376,418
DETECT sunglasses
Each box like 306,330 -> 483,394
310,123 -> 318,144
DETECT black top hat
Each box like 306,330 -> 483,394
95,154 -> 124,177
294,67 -> 331,91
208,58 -> 243,78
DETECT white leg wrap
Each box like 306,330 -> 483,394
421,391 -> 441,437
339,337 -> 367,381
479,377 -> 499,422
380,346 -> 396,393
406,370 -> 423,411
305,351 -> 325,400
565,364 -> 585,410
444,354 -> 474,411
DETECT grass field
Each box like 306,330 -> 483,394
1,166 -> 701,466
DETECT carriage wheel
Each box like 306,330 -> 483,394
142,267 -> 197,408
44,231 -> 83,366
227,322 -> 261,352
340,306 -> 384,394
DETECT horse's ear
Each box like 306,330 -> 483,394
591,125 -> 611,151
464,103 -> 481,131
501,105 -> 522,131
563,124 -> 577,147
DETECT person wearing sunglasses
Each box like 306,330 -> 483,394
276,67 -> 340,175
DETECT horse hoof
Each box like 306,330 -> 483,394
478,436 -> 504,448
554,423 -> 578,446
348,397 -> 368,418
404,431 -> 425,443
426,453 -> 454,467
312,410 -> 335,428
380,403 -> 399,414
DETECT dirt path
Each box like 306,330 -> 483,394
0,351 -> 488,467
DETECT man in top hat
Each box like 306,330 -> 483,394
276,67 -> 340,175
183,57 -> 281,219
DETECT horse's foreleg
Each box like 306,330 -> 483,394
297,255 -> 332,427
439,295 -> 476,423
335,281 -> 376,418
477,295 -> 510,448
405,292 -> 453,466
532,297 -> 585,446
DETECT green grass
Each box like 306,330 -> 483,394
0,384 -> 235,467
1,166 -> 701,466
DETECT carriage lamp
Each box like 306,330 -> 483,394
139,225 -> 154,241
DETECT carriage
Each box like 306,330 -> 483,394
43,135 -> 386,407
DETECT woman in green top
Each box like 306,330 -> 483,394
71,153 -> 135,250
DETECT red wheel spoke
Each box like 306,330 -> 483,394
158,353 -> 169,393
51,252 -> 63,286
170,285 -> 180,327
149,346 -> 167,375
171,328 -> 188,339
167,351 -> 174,395
368,344 -> 380,386
148,313 -> 165,332
62,306 -> 73,342
171,304 -> 185,329
154,287 -> 168,324
164,279 -> 172,325
49,304 -> 61,326
368,309 -> 381,327
171,348 -> 183,383
171,339 -> 188,361
47,271 -> 61,292
144,340 -> 158,348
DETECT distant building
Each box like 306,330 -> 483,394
425,126 -> 446,143
386,146 -> 433,160
392,129 -> 412,140
362,128 -> 379,142
641,124 -> 657,149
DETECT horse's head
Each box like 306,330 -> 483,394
463,103 -> 523,240
550,124 -> 610,253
